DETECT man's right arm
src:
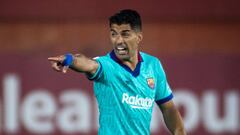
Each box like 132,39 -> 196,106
48,53 -> 99,76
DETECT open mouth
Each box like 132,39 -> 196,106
116,46 -> 128,55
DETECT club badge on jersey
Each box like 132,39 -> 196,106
147,77 -> 155,89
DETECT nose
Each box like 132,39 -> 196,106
116,35 -> 124,45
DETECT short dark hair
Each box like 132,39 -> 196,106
109,9 -> 142,32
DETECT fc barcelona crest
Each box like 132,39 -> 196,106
147,77 -> 155,89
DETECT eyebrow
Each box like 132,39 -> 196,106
110,29 -> 131,32
110,29 -> 115,32
121,30 -> 131,33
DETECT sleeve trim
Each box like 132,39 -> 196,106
87,60 -> 102,81
156,93 -> 173,105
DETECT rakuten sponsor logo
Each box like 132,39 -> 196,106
122,93 -> 154,109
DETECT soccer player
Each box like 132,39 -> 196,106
48,9 -> 186,135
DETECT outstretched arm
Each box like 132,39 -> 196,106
48,53 -> 99,76
158,100 -> 186,135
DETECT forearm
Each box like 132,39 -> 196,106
159,100 -> 186,135
162,106 -> 186,135
70,54 -> 98,74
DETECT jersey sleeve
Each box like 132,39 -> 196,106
155,59 -> 173,105
86,56 -> 107,82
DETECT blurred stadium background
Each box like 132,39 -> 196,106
0,0 -> 239,135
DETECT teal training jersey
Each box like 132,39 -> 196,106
88,51 -> 173,135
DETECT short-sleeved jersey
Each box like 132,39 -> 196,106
88,51 -> 173,135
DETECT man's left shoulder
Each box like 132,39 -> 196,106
140,52 -> 160,63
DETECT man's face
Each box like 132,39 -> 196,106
110,24 -> 142,61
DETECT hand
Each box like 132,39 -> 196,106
48,55 -> 69,73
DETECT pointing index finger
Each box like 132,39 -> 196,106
48,56 -> 65,62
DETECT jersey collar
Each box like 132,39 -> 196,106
110,50 -> 143,77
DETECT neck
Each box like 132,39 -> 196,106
122,53 -> 139,71
111,50 -> 142,71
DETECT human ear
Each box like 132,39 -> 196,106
137,32 -> 143,44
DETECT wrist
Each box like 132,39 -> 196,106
62,53 -> 74,67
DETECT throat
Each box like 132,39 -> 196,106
121,54 -> 139,71
122,61 -> 138,71
120,59 -> 142,77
